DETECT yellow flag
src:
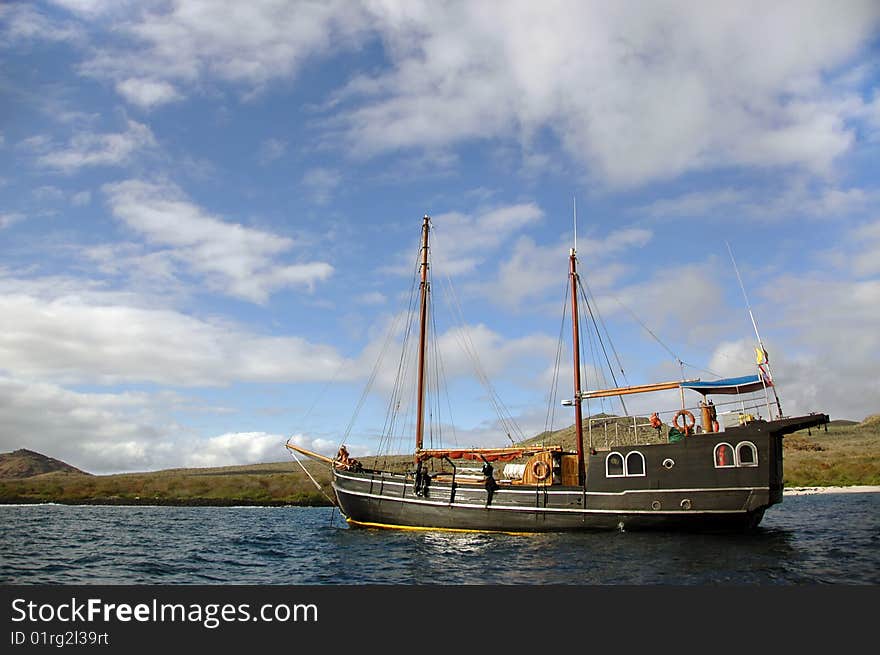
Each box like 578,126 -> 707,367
755,347 -> 769,364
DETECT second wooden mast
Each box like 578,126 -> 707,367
570,247 -> 586,485
415,214 -> 431,455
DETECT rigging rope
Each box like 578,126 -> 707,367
433,259 -> 526,442
608,294 -> 727,379
287,447 -> 337,506
579,275 -> 628,385
611,295 -> 680,365
429,293 -> 444,449
578,282 -> 628,415
543,279 -> 570,437
340,232 -> 423,466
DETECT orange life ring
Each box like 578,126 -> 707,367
712,419 -> 720,432
673,409 -> 696,433
531,460 -> 551,481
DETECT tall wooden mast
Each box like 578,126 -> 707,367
415,214 -> 431,454
570,247 -> 586,485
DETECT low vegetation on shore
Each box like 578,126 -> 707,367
0,459 -> 335,506
782,415 -> 880,487
1,415 -> 877,506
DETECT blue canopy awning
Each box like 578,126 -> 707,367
680,374 -> 769,395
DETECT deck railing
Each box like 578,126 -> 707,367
587,396 -> 769,450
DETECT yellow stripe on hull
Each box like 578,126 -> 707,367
345,517 -> 536,536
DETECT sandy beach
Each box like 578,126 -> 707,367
784,485 -> 880,496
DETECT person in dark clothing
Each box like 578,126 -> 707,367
414,462 -> 430,496
481,457 -> 498,507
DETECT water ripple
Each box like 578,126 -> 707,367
0,494 -> 877,584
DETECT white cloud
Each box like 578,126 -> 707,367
115,78 -> 182,109
383,203 -> 545,277
611,264 -> 729,345
181,431 -> 286,469
0,375 -> 309,473
287,433 -> 345,459
79,243 -> 181,297
356,291 -> 387,305
433,324 -> 557,384
0,212 -> 25,229
730,102 -> 853,174
332,1 -> 880,186
103,179 -> 333,303
35,120 -> 156,172
637,188 -> 751,219
0,289 -> 564,472
300,167 -> 341,205
258,138 -> 287,165
0,288 -> 352,387
474,226 -> 652,311
848,217 -> 880,277
706,339 -> 768,388
709,274 -> 880,421
638,182 -> 875,222
78,0 -> 372,90
17,134 -> 53,153
0,376 -> 162,473
48,1 -> 140,19
703,213 -> 880,422
1,3 -> 84,44
32,185 -> 65,202
35,2 -> 879,185
71,190 -> 92,206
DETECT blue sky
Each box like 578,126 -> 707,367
2,1 -> 879,474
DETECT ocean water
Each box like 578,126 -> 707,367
1,492 -> 877,585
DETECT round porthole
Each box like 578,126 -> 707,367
680,499 -> 692,510
662,458 -> 675,469
651,500 -> 661,510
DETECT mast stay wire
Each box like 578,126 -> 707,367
428,290 -> 451,451
432,298 -> 460,450
582,300 -> 609,415
351,232 -> 422,462
578,273 -> 629,385
577,281 -> 628,416
544,279 -> 570,437
606,293 -> 725,380
378,268 -> 420,459
430,224 -> 526,444
439,273 -> 525,443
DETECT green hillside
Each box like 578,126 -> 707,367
1,415 -> 877,505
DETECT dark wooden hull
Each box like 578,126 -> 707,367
332,414 -> 828,533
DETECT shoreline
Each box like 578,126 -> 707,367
783,485 -> 880,496
0,497 -> 331,507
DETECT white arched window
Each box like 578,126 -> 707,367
714,443 -> 735,468
606,452 -> 624,477
736,441 -> 759,467
626,451 -> 646,477
606,451 -> 646,477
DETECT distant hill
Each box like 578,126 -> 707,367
0,449 -> 90,479
522,414 -> 664,452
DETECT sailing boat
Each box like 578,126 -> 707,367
287,214 -> 828,532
